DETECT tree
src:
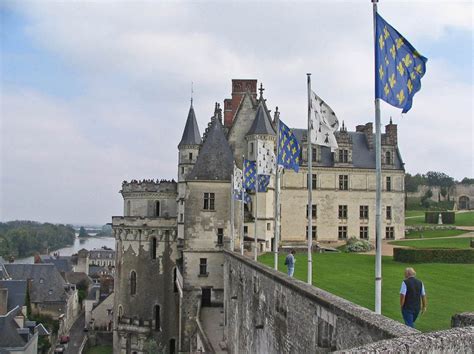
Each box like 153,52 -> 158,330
405,173 -> 427,193
426,171 -> 454,188
461,177 -> 474,184
78,226 -> 89,238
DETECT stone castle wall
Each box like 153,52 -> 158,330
223,251 -> 417,353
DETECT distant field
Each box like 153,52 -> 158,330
259,252 -> 474,332
405,229 -> 466,239
405,210 -> 425,218
390,237 -> 472,249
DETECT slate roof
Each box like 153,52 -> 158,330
188,118 -> 234,181
89,249 -> 115,260
292,129 -> 404,169
0,307 -> 29,349
42,257 -> 73,273
0,280 -> 27,312
4,264 -> 68,303
246,101 -> 276,136
178,105 -> 202,147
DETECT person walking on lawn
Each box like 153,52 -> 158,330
400,267 -> 427,328
285,250 -> 296,277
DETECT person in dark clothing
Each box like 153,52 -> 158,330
284,250 -> 296,277
400,267 -> 427,328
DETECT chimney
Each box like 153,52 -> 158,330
223,79 -> 257,128
364,122 -> 374,150
385,118 -> 398,145
0,288 -> 8,315
355,125 -> 365,132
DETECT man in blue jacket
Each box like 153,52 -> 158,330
400,267 -> 427,328
284,250 -> 296,277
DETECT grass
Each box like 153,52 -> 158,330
405,211 -> 474,227
85,346 -> 113,354
390,237 -> 473,249
405,229 -> 466,239
259,252 -> 474,332
405,210 -> 426,218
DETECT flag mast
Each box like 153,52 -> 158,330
306,73 -> 313,285
254,168 -> 259,261
372,0 -> 383,315
274,108 -> 281,270
230,169 -> 235,251
241,155 -> 245,256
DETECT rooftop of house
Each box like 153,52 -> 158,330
88,249 -> 115,260
0,280 -> 27,312
0,306 -> 34,350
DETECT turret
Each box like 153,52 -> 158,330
177,102 -> 202,182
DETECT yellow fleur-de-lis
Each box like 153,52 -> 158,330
396,37 -> 404,49
383,26 -> 390,39
389,73 -> 396,88
402,54 -> 413,67
292,147 -> 297,155
379,65 -> 384,79
384,83 -> 390,96
407,79 -> 413,94
295,157 -> 299,163
410,71 -> 417,80
415,64 -> 423,74
379,35 -> 385,49
390,45 -> 396,59
397,61 -> 405,76
396,89 -> 405,104
385,56 -> 389,66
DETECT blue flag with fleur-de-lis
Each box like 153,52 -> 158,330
278,119 -> 301,172
244,159 -> 270,192
375,12 -> 427,113
257,175 -> 270,192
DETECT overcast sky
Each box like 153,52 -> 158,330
1,1 -> 472,225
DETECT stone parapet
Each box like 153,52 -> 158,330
452,312 -> 474,328
121,179 -> 176,193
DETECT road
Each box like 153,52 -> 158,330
65,311 -> 86,354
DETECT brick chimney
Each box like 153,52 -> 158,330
385,118 -> 398,145
363,122 -> 374,150
0,288 -> 8,315
223,79 -> 257,128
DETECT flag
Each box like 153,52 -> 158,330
375,12 -> 427,113
258,175 -> 270,192
243,159 -> 257,191
233,164 -> 251,204
257,140 -> 276,175
309,91 -> 339,151
278,120 -> 301,172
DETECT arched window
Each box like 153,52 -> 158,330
154,305 -> 161,331
130,271 -> 137,295
127,201 -> 131,216
156,201 -> 161,217
385,151 -> 392,165
151,237 -> 157,260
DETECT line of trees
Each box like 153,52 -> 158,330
405,171 -> 473,193
0,221 -> 75,259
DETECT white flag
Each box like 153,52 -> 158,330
233,164 -> 243,192
257,140 -> 276,175
310,91 -> 339,151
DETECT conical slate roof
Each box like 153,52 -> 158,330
188,118 -> 233,181
247,101 -> 276,136
178,105 -> 202,147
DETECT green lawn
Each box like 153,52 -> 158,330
405,229 -> 466,239
405,210 -> 426,218
85,346 -> 113,354
405,211 -> 474,227
390,237 -> 472,249
259,252 -> 474,332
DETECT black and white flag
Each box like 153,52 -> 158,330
257,140 -> 276,175
310,91 -> 339,151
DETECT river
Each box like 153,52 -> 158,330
14,234 -> 116,264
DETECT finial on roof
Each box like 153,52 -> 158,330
191,81 -> 194,107
342,120 -> 346,131
390,116 -> 393,124
274,106 -> 280,122
258,83 -> 265,99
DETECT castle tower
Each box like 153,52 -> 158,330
112,180 -> 179,354
180,109 -> 234,351
245,88 -> 277,252
177,103 -> 202,241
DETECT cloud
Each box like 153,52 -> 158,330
1,0 -> 472,223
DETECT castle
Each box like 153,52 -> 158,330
111,79 -> 406,353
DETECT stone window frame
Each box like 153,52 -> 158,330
359,226 -> 369,239
338,205 -> 348,219
153,304 -> 161,332
385,150 -> 392,165
203,192 -> 215,211
306,204 -> 317,219
385,226 -> 395,239
338,149 -> 349,163
386,176 -> 392,192
150,237 -> 157,260
359,205 -> 369,219
338,175 -> 349,190
130,270 -> 137,296
217,228 -> 224,246
199,258 -> 208,277
189,152 -> 193,161
305,225 -> 317,240
338,226 -> 348,240
155,201 -> 161,217
311,173 -> 317,189
386,206 -> 392,220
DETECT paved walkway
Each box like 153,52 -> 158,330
200,307 -> 227,354
65,311 -> 86,354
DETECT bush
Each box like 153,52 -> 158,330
344,237 -> 373,253
393,248 -> 474,264
425,211 -> 455,224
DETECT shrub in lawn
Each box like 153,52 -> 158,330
425,211 -> 455,224
345,237 -> 373,253
393,248 -> 474,264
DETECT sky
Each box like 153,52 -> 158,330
0,0 -> 472,225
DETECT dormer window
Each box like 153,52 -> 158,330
385,151 -> 392,165
338,149 -> 348,163
156,201 -> 161,217
189,152 -> 193,161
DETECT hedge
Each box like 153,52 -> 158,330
393,247 -> 474,264
425,211 -> 455,224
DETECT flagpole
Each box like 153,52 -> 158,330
306,73 -> 313,285
372,0 -> 383,315
230,170 -> 235,251
274,111 -> 281,270
241,155 -> 245,256
254,172 -> 259,261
